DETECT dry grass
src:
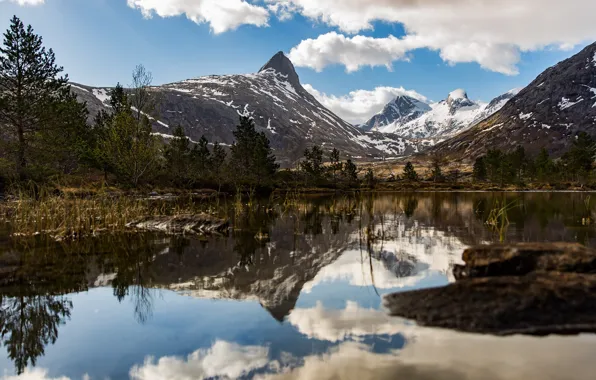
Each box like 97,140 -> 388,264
0,187 -> 212,240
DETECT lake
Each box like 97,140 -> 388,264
1,192 -> 596,379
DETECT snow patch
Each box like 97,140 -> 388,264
70,84 -> 89,93
92,89 -> 110,104
559,97 -> 584,110
519,112 -> 533,121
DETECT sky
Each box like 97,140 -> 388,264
0,0 -> 595,124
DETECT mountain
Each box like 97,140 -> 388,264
361,95 -> 431,132
434,42 -> 596,159
71,52 -> 421,166
378,89 -> 486,140
368,89 -> 519,144
470,88 -> 521,126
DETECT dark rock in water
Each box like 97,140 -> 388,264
453,242 -> 596,280
126,214 -> 229,235
384,272 -> 596,336
384,243 -> 596,336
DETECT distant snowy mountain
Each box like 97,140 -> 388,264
378,89 -> 487,139
434,41 -> 596,159
361,95 -> 431,132
365,88 -> 520,144
71,52 -> 423,165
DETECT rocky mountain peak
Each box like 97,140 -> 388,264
446,89 -> 475,114
259,51 -> 300,87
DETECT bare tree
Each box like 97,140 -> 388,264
130,64 -> 154,122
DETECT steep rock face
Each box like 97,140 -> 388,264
434,42 -> 596,159
361,95 -> 431,132
71,53 -> 422,166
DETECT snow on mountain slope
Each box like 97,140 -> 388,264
378,90 -> 487,139
372,88 -> 520,143
71,52 -> 423,166
361,95 -> 431,132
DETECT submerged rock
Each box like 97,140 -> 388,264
384,243 -> 596,336
126,214 -> 229,235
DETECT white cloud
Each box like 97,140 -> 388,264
273,0 -> 596,75
288,32 -> 417,73
303,84 -> 427,124
258,329 -> 596,380
1,0 -> 44,5
288,301 -> 407,342
126,0 -> 269,34
0,368 -> 87,380
129,340 -> 271,380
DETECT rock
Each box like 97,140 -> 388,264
384,272 -> 596,336
126,214 -> 229,235
384,243 -> 596,336
453,242 -> 596,279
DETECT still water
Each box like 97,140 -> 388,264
1,192 -> 596,379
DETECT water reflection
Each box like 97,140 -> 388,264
1,192 -> 596,378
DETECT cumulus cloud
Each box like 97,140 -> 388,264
288,32 -> 417,73
129,340 -> 271,380
274,0 -> 596,74
258,329 -> 596,380
126,0 -> 269,34
287,301 -> 407,342
303,84 -> 427,124
1,0 -> 44,5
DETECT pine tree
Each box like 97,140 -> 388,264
364,168 -> 375,188
403,162 -> 418,181
342,159 -> 358,186
563,132 -> 595,180
0,16 -> 88,179
229,116 -> 278,187
164,126 -> 191,185
534,148 -> 554,182
329,148 -> 341,184
190,135 -> 211,184
301,145 -> 324,184
429,152 -> 446,182
473,156 -> 487,182
210,141 -> 227,188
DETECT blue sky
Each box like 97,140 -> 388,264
1,0 -> 593,123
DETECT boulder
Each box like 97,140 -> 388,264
126,214 -> 229,235
453,242 -> 596,279
384,243 -> 596,336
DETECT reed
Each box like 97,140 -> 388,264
0,187 -> 210,239
485,199 -> 516,242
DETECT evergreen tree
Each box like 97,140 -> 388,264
190,135 -> 211,184
533,148 -> 554,182
229,116 -> 278,187
510,146 -> 527,183
210,141 -> 227,188
473,156 -> 487,182
301,145 -> 324,184
164,126 -> 191,186
0,16 -> 88,179
342,159 -> 358,186
329,148 -> 341,184
403,162 -> 418,181
484,149 -> 503,183
429,153 -> 446,183
563,132 -> 595,180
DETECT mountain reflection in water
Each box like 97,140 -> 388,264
1,192 -> 596,379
